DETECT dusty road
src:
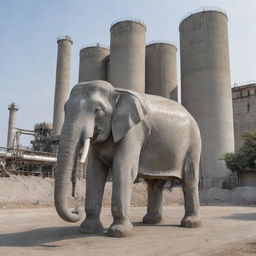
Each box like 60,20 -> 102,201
1,206 -> 256,256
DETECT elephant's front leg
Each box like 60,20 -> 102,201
143,179 -> 166,224
79,148 -> 108,234
107,133 -> 143,237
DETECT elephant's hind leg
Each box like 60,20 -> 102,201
143,179 -> 166,224
181,152 -> 201,228
79,149 -> 108,234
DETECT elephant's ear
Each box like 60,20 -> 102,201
111,91 -> 148,143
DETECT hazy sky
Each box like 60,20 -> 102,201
0,0 -> 255,146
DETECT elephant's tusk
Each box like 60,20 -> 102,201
80,138 -> 90,164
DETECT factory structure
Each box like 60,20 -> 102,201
232,82 -> 256,150
1,8 -> 255,188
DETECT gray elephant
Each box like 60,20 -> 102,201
54,80 -> 202,237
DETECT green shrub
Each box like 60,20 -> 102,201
223,131 -> 256,172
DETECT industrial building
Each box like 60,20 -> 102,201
1,9 -> 256,188
1,106 -> 56,177
232,83 -> 256,150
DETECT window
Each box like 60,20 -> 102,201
247,102 -> 250,112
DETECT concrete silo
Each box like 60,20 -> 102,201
179,9 -> 234,188
52,36 -> 72,137
78,45 -> 109,82
145,42 -> 177,100
7,103 -> 19,149
109,20 -> 146,93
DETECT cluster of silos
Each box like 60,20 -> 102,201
51,22 -> 178,141
51,10 -> 234,189
77,20 -> 178,97
179,10 -> 234,188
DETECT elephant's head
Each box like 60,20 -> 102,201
54,80 -> 148,222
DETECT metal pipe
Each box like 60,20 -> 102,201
16,128 -> 35,136
0,152 -> 57,163
22,154 -> 57,163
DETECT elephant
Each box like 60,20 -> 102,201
54,80 -> 202,238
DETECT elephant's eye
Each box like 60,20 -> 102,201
95,106 -> 104,114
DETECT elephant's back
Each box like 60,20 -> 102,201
145,94 -> 191,126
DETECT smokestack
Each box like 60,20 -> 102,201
7,103 -> 19,149
52,36 -> 73,137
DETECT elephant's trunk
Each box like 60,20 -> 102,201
54,120 -> 84,222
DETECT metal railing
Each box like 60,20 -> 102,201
180,7 -> 228,25
232,80 -> 256,88
80,43 -> 110,51
57,35 -> 73,44
110,17 -> 146,28
146,40 -> 177,49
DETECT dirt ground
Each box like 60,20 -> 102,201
1,176 -> 256,255
1,206 -> 256,256
1,176 -> 256,208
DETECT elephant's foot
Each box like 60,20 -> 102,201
107,218 -> 133,238
143,214 -> 164,224
79,217 -> 104,234
181,215 -> 202,228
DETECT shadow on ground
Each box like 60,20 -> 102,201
0,226 -> 106,247
0,222 -> 181,247
221,212 -> 256,221
132,221 -> 180,228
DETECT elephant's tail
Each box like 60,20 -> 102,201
182,150 -> 200,183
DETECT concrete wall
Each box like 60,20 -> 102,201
180,10 -> 234,188
7,103 -> 18,149
52,36 -> 72,137
109,20 -> 146,92
78,46 -> 109,82
232,83 -> 256,150
145,43 -> 177,100
239,171 -> 256,187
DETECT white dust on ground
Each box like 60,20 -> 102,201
1,176 -> 256,208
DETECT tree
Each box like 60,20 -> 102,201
224,131 -> 256,172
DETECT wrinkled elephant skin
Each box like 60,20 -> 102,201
54,80 -> 202,237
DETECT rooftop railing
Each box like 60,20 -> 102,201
57,35 -> 73,44
180,7 -> 227,25
232,80 -> 256,88
146,40 -> 177,49
110,17 -> 146,29
80,43 -> 110,51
